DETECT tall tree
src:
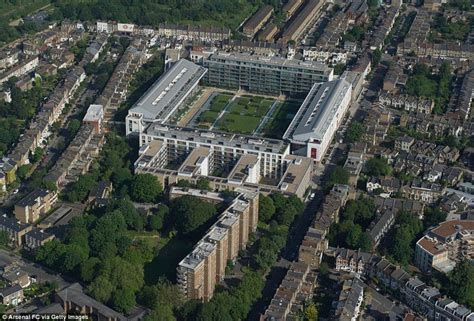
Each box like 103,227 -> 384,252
258,194 -> 275,223
172,196 -> 216,235
448,260 -> 474,309
130,174 -> 163,203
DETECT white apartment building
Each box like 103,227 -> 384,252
284,78 -> 352,161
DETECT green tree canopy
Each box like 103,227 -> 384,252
130,174 -> 163,203
172,195 -> 217,235
259,194 -> 276,223
364,157 -> 392,177
448,260 -> 474,309
327,166 -> 350,189
346,121 -> 365,143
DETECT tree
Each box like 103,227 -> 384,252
112,288 -> 136,313
66,173 -> 98,202
357,232 -> 373,252
172,195 -> 217,235
130,174 -> 162,203
80,257 -> 101,282
17,164 -> 31,180
139,280 -> 183,310
371,49 -> 382,67
391,226 -> 413,265
343,197 -> 375,225
345,224 -> 362,248
144,306 -> 176,321
87,275 -> 114,303
368,0 -> 379,7
448,260 -> 474,309
30,147 -> 44,163
67,119 -> 81,137
333,63 -> 346,75
364,157 -> 392,177
423,207 -> 447,228
0,231 -> 9,246
327,166 -> 349,188
346,121 -> 364,143
196,178 -> 211,191
35,240 -> 67,268
258,194 -> 275,223
303,302 -> 318,321
60,244 -> 88,273
149,204 -> 169,231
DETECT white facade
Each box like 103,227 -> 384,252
303,47 -> 348,64
96,22 -> 110,33
117,23 -> 135,33
125,59 -> 206,136
0,57 -> 39,85
140,125 -> 290,178
285,79 -> 352,162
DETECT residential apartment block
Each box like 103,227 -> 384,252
0,215 -> 32,247
284,78 -> 352,161
14,189 -> 57,224
203,53 -> 333,95
126,59 -> 207,136
177,190 -> 259,301
415,220 -> 474,273
135,134 -> 313,199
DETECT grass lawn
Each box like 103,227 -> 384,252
264,101 -> 301,138
228,97 -> 273,118
219,113 -> 261,134
144,236 -> 193,284
198,110 -> 220,125
196,93 -> 232,127
208,94 -> 232,112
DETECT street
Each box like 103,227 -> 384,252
0,249 -> 69,289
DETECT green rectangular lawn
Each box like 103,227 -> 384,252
218,114 -> 261,134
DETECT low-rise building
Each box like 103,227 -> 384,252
334,278 -> 364,321
366,177 -> 401,196
333,248 -> 373,276
1,267 -> 31,288
242,5 -> 274,37
24,228 -> 54,250
262,262 -> 316,320
0,215 -> 32,247
83,104 -> 104,134
0,284 -> 24,306
394,136 -> 415,152
56,283 -> 126,320
401,180 -> 444,204
367,209 -> 396,246
403,277 -> 474,321
284,79 -> 352,161
14,189 -> 58,224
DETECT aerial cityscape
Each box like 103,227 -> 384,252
0,0 -> 473,320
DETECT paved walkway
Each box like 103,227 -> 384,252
177,88 -> 213,127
